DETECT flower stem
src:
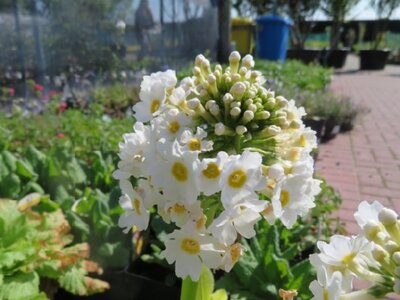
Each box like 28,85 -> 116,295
234,134 -> 241,154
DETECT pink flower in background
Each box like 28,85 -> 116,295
57,133 -> 65,139
34,84 -> 44,92
42,95 -> 49,102
8,88 -> 15,96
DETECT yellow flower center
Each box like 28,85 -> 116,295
180,238 -> 200,255
196,216 -> 206,231
188,138 -> 201,151
171,162 -> 188,182
168,121 -> 180,134
323,288 -> 329,300
288,148 -> 300,161
230,244 -> 242,263
228,169 -> 247,188
262,203 -> 273,216
133,198 -> 142,215
280,190 -> 290,208
173,203 -> 186,214
150,99 -> 160,113
299,134 -> 307,147
341,252 -> 356,266
202,163 -> 221,179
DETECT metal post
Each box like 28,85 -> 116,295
217,0 -> 231,63
13,0 -> 27,97
30,0 -> 47,86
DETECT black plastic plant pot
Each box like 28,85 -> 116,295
359,50 -> 390,70
321,117 -> 341,143
303,117 -> 326,141
286,49 -> 322,64
55,271 -> 180,300
319,49 -> 350,69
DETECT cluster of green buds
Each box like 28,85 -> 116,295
188,51 -> 307,158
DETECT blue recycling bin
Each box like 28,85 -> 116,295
256,15 -> 292,61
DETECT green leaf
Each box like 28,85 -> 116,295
26,145 -> 47,170
180,265 -> 214,300
0,155 -> 9,178
58,266 -> 86,296
2,150 -> 17,172
22,181 -> 45,195
65,211 -> 90,239
66,158 -> 86,185
16,159 -> 37,180
0,272 -> 41,300
210,289 -> 228,300
0,173 -> 21,198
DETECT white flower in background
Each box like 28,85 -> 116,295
169,86 -> 186,107
312,234 -> 378,291
309,268 -> 343,300
140,69 -> 177,92
17,193 -> 41,211
133,80 -> 167,122
208,199 -> 266,245
160,200 -> 203,228
161,229 -> 223,281
221,243 -> 246,272
179,127 -> 213,153
154,108 -> 192,141
118,180 -> 150,233
267,175 -> 319,228
354,201 -> 384,229
113,122 -> 151,179
219,150 -> 266,208
149,140 -> 199,204
195,151 -> 229,196
116,20 -> 126,31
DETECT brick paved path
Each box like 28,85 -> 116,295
316,55 -> 400,235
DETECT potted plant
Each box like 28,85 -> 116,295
320,0 -> 359,68
359,0 -> 399,70
286,0 -> 323,64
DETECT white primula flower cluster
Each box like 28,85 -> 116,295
309,200 -> 400,299
114,52 -> 321,281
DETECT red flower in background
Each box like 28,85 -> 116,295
58,102 -> 68,113
34,84 -> 44,92
57,133 -> 65,139
8,88 -> 15,96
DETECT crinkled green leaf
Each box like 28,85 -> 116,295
58,266 -> 87,296
26,145 -> 47,170
0,272 -> 41,300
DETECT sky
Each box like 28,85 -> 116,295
313,0 -> 400,20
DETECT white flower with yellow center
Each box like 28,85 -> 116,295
195,151 -> 229,196
134,80 -> 167,122
140,69 -> 177,91
150,140 -> 199,204
268,174 -> 319,228
154,108 -> 192,141
208,199 -> 265,245
118,180 -> 150,233
219,150 -> 266,208
309,268 -> 343,300
179,127 -> 213,153
220,243 -> 246,272
312,235 -> 377,291
160,200 -> 203,228
161,229 -> 224,281
113,122 -> 151,179
169,86 -> 187,107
